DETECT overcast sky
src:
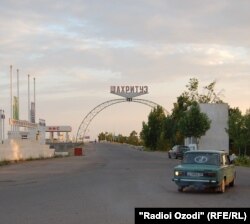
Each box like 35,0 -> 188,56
0,0 -> 250,140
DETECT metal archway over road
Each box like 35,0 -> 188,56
76,98 -> 169,142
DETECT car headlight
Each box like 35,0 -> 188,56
175,171 -> 183,176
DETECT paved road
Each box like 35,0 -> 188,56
0,143 -> 249,224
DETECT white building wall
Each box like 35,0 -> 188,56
198,103 -> 229,152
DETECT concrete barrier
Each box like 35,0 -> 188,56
54,151 -> 69,157
0,139 -> 55,161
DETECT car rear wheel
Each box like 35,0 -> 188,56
229,173 -> 236,187
229,178 -> 235,187
218,178 -> 226,193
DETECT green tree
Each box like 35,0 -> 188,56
243,111 -> 250,155
171,95 -> 191,144
140,106 -> 166,150
181,78 -> 224,104
227,108 -> 245,155
98,132 -> 114,142
140,121 -> 149,147
128,130 -> 139,145
227,108 -> 250,156
106,133 -> 113,142
169,77 -> 224,146
117,134 -> 125,143
98,132 -> 106,141
178,103 -> 211,147
162,115 -> 176,148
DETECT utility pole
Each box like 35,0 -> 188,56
33,77 -> 36,123
0,110 -> 5,144
28,74 -> 30,122
10,65 -> 13,131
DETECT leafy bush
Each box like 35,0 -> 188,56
234,156 -> 250,167
0,160 -> 11,166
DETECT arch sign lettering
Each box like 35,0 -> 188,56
110,85 -> 149,100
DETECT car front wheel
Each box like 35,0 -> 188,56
178,186 -> 184,192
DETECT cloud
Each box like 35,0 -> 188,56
0,0 -> 250,137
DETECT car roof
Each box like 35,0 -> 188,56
185,150 -> 227,154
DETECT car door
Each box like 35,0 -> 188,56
224,154 -> 235,184
220,154 -> 234,185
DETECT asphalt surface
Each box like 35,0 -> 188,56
0,142 -> 249,224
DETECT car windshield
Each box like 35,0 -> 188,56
179,147 -> 189,152
182,152 -> 220,165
